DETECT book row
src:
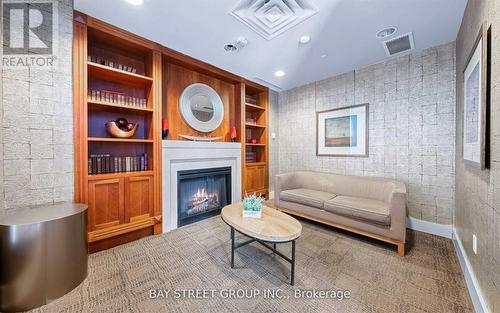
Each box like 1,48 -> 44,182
246,151 -> 257,163
88,55 -> 143,75
89,89 -> 147,108
88,154 -> 149,174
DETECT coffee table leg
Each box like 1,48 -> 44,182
230,227 -> 235,268
291,240 -> 296,285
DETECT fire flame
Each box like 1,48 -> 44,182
192,188 -> 218,203
195,188 -> 207,199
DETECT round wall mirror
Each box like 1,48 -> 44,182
179,83 -> 224,132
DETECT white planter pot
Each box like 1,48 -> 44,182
242,210 -> 262,218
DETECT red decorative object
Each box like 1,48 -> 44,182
230,127 -> 237,142
250,138 -> 257,144
162,119 -> 169,139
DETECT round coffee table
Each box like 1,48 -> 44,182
221,204 -> 302,285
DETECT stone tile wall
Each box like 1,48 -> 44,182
275,42 -> 456,225
0,0 -> 74,210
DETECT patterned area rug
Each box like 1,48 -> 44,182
32,216 -> 472,313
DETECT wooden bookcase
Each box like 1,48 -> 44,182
74,12 -> 270,252
239,82 -> 269,198
73,13 -> 162,253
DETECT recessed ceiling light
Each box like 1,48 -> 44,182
125,0 -> 144,5
274,70 -> 285,77
376,27 -> 397,38
320,53 -> 328,58
299,35 -> 311,44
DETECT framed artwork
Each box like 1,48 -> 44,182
463,23 -> 489,169
316,103 -> 368,157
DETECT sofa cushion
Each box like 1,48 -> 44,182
280,188 -> 336,209
324,196 -> 390,226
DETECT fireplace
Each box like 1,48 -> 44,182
162,140 -> 241,232
177,167 -> 231,227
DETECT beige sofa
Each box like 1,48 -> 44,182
274,171 -> 407,256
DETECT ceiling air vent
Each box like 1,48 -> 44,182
230,0 -> 319,41
383,32 -> 415,57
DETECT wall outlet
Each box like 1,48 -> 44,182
271,132 -> 276,139
472,234 -> 478,254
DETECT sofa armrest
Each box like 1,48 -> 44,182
274,172 -> 296,208
388,182 -> 407,242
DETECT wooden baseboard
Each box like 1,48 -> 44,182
88,227 -> 153,253
276,207 -> 405,256
88,217 -> 156,243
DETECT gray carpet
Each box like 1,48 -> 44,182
32,216 -> 473,313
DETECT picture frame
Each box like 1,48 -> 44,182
462,23 -> 489,169
316,103 -> 369,157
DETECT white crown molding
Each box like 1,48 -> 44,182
452,229 -> 490,313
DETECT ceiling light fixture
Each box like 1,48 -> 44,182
376,27 -> 397,38
224,44 -> 238,52
224,36 -> 248,53
274,70 -> 285,77
125,0 -> 144,6
235,36 -> 248,48
320,53 -> 328,58
299,35 -> 311,44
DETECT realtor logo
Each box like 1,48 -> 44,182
2,1 -> 53,54
1,0 -> 57,67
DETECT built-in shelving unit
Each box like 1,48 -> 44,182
240,83 -> 269,198
73,13 -> 162,253
88,170 -> 155,180
87,99 -> 154,113
88,137 -> 155,143
245,103 -> 266,112
74,11 -> 269,253
87,61 -> 153,85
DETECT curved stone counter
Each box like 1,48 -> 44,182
0,202 -> 88,312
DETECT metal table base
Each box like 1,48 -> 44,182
229,226 -> 297,285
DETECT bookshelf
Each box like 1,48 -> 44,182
74,12 -> 270,253
240,82 -> 269,198
73,13 -> 162,253
88,137 -> 155,143
87,61 -> 153,85
87,99 -> 154,113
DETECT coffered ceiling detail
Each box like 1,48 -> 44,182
230,0 -> 319,40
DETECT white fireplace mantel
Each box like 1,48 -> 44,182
162,140 -> 242,232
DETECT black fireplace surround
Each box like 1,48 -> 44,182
177,167 -> 231,227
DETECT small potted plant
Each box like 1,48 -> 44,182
242,193 -> 264,218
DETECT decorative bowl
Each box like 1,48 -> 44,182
105,121 -> 138,138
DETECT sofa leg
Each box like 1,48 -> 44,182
397,243 -> 405,256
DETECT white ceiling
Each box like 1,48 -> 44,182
74,0 -> 467,91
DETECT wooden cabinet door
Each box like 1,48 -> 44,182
88,178 -> 125,232
245,165 -> 267,193
124,175 -> 154,223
